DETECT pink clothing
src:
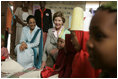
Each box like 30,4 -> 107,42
1,47 -> 9,60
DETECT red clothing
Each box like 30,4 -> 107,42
71,31 -> 101,78
1,47 -> 9,61
55,48 -> 66,70
57,34 -> 77,78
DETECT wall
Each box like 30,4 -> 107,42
33,1 -> 86,28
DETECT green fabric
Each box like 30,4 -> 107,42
1,34 -> 4,39
59,29 -> 70,40
61,30 -> 70,40
102,1 -> 117,10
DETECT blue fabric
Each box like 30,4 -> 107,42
30,29 -> 43,69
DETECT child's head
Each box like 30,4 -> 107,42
57,38 -> 65,49
87,2 -> 117,70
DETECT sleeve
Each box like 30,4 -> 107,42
42,29 -> 53,61
6,6 -> 12,30
49,9 -> 53,28
20,27 -> 27,43
14,7 -> 19,16
27,30 -> 41,48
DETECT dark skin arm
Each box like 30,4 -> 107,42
15,15 -> 27,26
19,42 -> 27,51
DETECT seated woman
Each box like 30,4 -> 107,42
41,11 -> 66,68
15,15 -> 43,69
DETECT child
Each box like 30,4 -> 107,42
55,29 -> 70,71
70,7 -> 100,78
87,1 -> 117,78
1,37 -> 9,61
41,29 -> 70,78
56,30 -> 77,78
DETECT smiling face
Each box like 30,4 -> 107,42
28,18 -> 36,31
54,17 -> 63,30
87,10 -> 117,70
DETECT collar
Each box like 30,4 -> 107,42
40,8 -> 46,12
53,26 -> 64,38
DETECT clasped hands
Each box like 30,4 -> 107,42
19,42 -> 27,51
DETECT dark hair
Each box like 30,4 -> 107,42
26,15 -> 36,23
97,1 -> 117,24
22,1 -> 30,4
39,1 -> 46,5
53,11 -> 65,23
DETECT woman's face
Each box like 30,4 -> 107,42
54,17 -> 63,30
87,10 -> 117,70
28,18 -> 36,30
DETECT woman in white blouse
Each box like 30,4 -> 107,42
15,15 -> 43,69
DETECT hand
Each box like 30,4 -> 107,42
19,42 -> 27,51
50,48 -> 59,55
22,23 -> 27,26
19,45 -> 25,51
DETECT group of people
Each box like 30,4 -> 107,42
1,1 -> 117,78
